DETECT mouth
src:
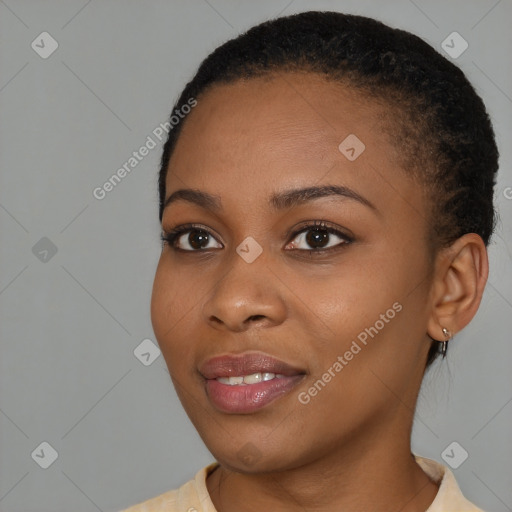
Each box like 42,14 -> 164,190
199,352 -> 306,414
216,372 -> 287,385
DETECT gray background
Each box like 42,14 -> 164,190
0,1 -> 511,511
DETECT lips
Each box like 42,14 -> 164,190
200,352 -> 304,379
199,352 -> 306,414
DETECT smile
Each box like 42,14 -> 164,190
199,352 -> 306,413
216,372 -> 285,385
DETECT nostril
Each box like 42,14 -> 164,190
248,315 -> 265,322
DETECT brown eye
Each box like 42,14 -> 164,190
161,225 -> 223,251
305,228 -> 330,249
287,224 -> 352,252
185,229 -> 211,250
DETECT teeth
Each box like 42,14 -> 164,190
216,372 -> 282,385
243,372 -> 262,384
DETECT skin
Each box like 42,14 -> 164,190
150,72 -> 488,512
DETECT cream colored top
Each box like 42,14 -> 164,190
120,456 -> 485,511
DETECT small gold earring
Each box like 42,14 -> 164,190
439,327 -> 451,358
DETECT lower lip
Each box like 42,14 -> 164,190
205,375 -> 304,413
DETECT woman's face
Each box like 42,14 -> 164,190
151,72 -> 437,472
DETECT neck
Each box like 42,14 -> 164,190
206,418 -> 439,512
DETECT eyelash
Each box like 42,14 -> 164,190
160,220 -> 353,256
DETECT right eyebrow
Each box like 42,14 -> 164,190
163,189 -> 222,212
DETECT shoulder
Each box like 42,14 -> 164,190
415,455 -> 485,512
119,462 -> 219,512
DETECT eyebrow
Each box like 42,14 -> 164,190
163,184 -> 378,214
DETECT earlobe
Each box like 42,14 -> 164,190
426,233 -> 489,342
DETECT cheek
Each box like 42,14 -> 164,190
150,257 -> 199,363
150,259 -> 173,341
303,258 -> 400,333
301,242 -> 425,369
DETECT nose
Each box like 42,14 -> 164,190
201,252 -> 287,333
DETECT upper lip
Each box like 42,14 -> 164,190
199,351 -> 306,379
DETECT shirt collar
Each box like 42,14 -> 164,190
414,456 -> 484,511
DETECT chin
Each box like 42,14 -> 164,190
203,433 -> 314,474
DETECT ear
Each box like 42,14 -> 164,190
426,233 -> 489,340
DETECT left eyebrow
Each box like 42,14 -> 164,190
269,184 -> 378,214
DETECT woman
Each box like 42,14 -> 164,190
123,10 -> 498,512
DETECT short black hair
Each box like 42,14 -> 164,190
157,10 -> 499,366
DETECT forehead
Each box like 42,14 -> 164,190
164,72 -> 418,219
170,72 -> 387,167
